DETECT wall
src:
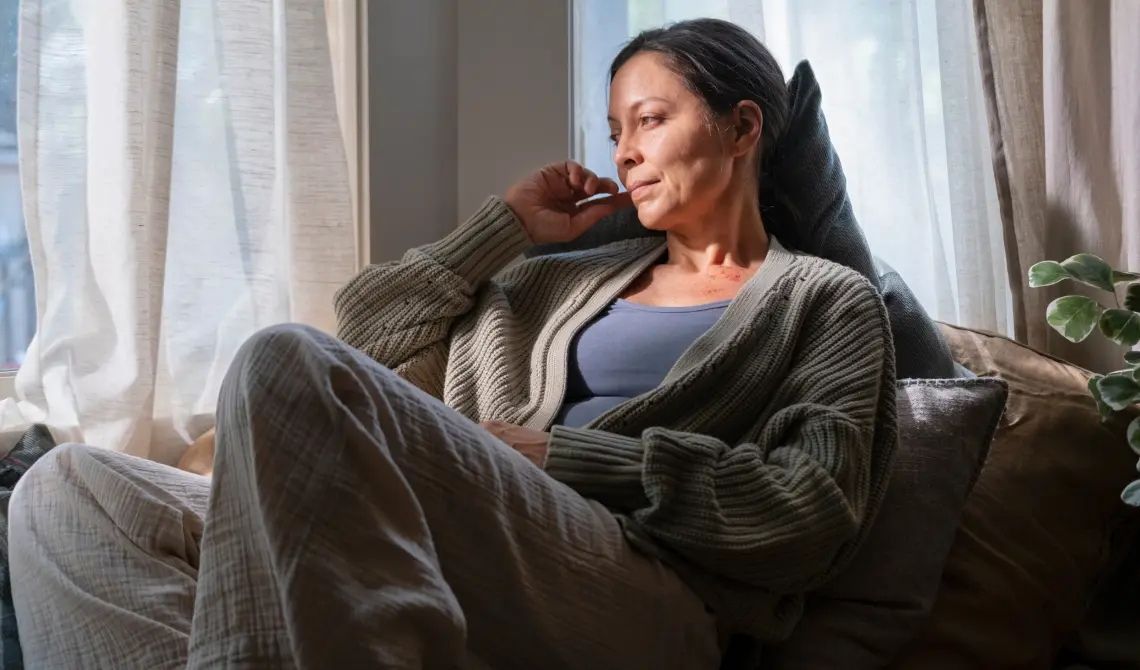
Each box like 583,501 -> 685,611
366,0 -> 570,263
457,1 -> 571,218
366,1 -> 458,263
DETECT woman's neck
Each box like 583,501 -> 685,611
663,201 -> 770,275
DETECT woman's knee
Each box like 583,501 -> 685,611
9,443 -> 107,536
232,322 -> 327,373
218,323 -> 417,466
223,322 -> 404,410
222,323 -> 343,399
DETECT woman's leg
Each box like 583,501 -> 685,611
8,444 -> 210,669
189,323 -> 721,670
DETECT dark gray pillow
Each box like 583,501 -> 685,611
763,378 -> 1008,669
876,259 -> 956,379
530,60 -> 956,379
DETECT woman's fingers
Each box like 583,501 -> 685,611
570,191 -> 634,233
540,165 -> 575,201
564,160 -> 615,199
583,173 -> 600,196
554,162 -> 625,214
565,161 -> 585,192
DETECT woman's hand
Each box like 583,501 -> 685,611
480,421 -> 550,468
504,161 -> 634,245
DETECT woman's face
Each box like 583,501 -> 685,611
607,52 -> 755,230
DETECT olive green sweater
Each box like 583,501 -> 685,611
335,197 -> 898,643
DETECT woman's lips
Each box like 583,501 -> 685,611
628,180 -> 658,199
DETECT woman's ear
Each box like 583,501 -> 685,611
730,101 -> 764,158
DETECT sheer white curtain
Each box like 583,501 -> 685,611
1,0 -> 356,463
574,0 -> 1013,335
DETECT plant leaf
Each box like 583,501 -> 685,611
1126,351 -> 1140,367
1061,254 -> 1116,292
1089,375 -> 1113,421
1125,282 -> 1140,312
1097,373 -> 1140,411
1114,270 -> 1140,284
1028,261 -> 1070,287
1129,416 -> 1140,457
1098,309 -> 1140,347
1046,295 -> 1103,342
1122,479 -> 1140,507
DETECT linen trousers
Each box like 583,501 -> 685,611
8,324 -> 721,669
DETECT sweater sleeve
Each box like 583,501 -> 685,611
334,197 -> 532,395
543,276 -> 897,593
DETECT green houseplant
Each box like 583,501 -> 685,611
1029,254 -> 1140,506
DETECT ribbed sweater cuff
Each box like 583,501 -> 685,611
423,196 -> 533,286
544,426 -> 650,511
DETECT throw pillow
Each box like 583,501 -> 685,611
763,378 -> 1008,669
889,324 -> 1140,670
875,258 -> 957,379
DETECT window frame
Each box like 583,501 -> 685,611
326,0 -> 370,271
0,0 -> 23,397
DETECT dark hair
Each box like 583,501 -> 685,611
609,18 -> 801,247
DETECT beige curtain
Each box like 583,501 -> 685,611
1044,0 -> 1140,372
0,0 -> 357,463
975,0 -> 1140,372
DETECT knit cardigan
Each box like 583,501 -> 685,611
335,197 -> 899,643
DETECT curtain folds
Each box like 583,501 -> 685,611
2,0 -> 356,462
975,0 -> 1140,372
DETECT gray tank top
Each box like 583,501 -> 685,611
554,298 -> 731,428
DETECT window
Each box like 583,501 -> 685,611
572,0 -> 1013,335
2,0 -> 360,456
0,0 -> 33,372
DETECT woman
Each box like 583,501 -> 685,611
9,18 -> 896,670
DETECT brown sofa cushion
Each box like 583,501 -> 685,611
764,378 -> 1007,669
890,324 -> 1140,670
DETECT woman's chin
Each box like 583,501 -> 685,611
633,202 -> 668,230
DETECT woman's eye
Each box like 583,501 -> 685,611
609,116 -> 661,144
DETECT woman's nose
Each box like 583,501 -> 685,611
613,137 -> 642,169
